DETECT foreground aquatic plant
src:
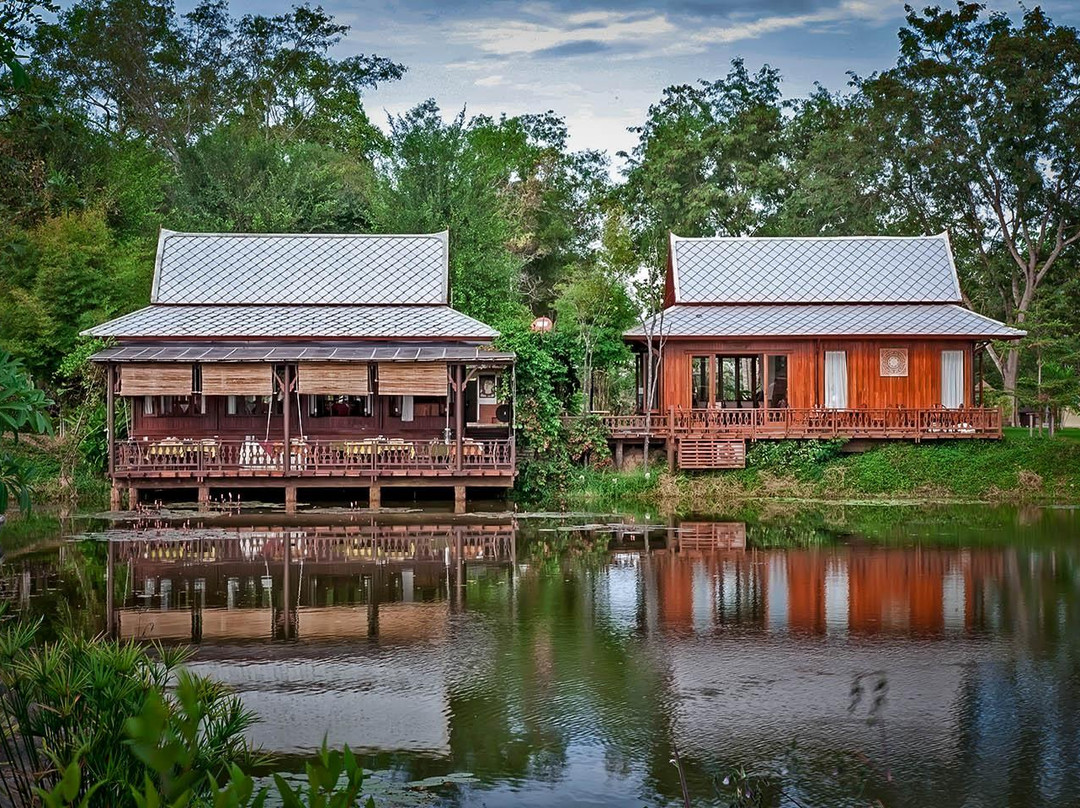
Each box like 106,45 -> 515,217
31,677 -> 375,808
0,618 -> 258,807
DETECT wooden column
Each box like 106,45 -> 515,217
128,485 -> 139,510
284,485 -> 297,514
106,363 -> 116,478
106,540 -> 116,638
198,485 -> 210,510
280,534 -> 292,640
454,485 -> 467,515
369,484 -> 381,509
978,346 -> 985,406
454,364 -> 464,473
282,365 -> 291,475
614,440 -> 624,470
667,405 -> 676,471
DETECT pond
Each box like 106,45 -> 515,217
2,502 -> 1080,807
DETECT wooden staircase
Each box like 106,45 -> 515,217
677,439 -> 747,470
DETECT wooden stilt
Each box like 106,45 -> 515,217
369,485 -> 381,509
454,485 -> 467,514
614,440 -> 624,470
110,485 -> 123,512
128,486 -> 139,509
284,485 -> 297,514
198,485 -> 210,510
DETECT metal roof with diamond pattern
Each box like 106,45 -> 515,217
151,230 -> 449,305
84,305 -> 498,340
626,304 -> 1024,339
670,233 -> 963,304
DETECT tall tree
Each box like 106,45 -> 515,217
372,100 -> 526,327
770,87 -> 897,236
471,112 -> 609,308
29,0 -> 403,161
859,3 -> 1080,417
620,59 -> 787,265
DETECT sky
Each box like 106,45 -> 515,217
226,0 -> 1080,171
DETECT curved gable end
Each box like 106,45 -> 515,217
151,230 -> 449,305
670,233 -> 962,305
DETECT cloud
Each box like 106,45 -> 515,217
531,40 -> 621,58
450,8 -> 677,58
474,74 -> 507,86
691,0 -> 896,44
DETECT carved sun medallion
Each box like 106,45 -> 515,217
880,348 -> 909,377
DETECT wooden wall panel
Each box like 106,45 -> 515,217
202,364 -> 274,396
378,363 -> 448,396
120,364 -> 192,396
296,363 -> 370,395
658,339 -> 974,410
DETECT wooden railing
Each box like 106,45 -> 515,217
114,437 -> 515,478
599,407 -> 1002,441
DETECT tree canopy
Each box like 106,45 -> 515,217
1,0 -> 1078,495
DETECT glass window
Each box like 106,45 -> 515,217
739,357 -> 761,405
941,350 -> 965,408
310,395 -> 372,418
824,351 -> 848,409
226,395 -> 281,416
153,396 -> 203,416
691,357 -> 710,408
767,356 -> 789,407
716,355 -> 762,408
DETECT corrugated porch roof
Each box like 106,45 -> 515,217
89,344 -> 515,364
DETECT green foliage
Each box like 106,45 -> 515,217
745,439 -> 846,478
620,58 -> 786,261
372,101 -> 527,327
0,211 -> 152,381
0,623 -> 258,806
0,351 -> 52,514
170,127 -> 377,232
564,413 -> 612,467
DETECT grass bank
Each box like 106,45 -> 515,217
565,430 -> 1080,513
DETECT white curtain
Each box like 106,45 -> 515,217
400,394 -> 414,422
942,350 -> 965,409
824,351 -> 848,409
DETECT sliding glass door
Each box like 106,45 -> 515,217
716,355 -> 763,408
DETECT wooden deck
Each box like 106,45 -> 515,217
600,406 -> 1003,442
113,437 -> 515,480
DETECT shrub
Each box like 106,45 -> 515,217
0,621 -> 258,807
745,439 -> 846,478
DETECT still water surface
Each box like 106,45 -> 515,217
2,503 -> 1079,806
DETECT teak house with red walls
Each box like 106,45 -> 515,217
87,230 -> 515,511
612,233 -> 1024,469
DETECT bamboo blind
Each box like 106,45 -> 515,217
296,363 -> 370,395
378,362 -> 448,396
119,364 -> 193,396
201,363 -> 274,396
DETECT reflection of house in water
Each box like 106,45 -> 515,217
105,519 -> 516,754
652,529 -> 1007,636
109,519 -> 515,642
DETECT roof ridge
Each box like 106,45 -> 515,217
669,232 -> 948,243
159,228 -> 449,239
